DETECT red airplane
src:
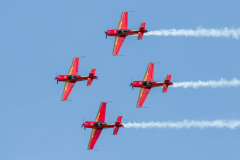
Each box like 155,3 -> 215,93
130,62 -> 173,108
55,57 -> 98,101
105,11 -> 148,56
81,102 -> 124,150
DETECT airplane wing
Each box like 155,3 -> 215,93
118,12 -> 128,29
136,88 -> 151,108
61,81 -> 76,101
95,102 -> 106,122
88,128 -> 103,150
112,36 -> 126,56
143,62 -> 154,81
68,57 -> 79,75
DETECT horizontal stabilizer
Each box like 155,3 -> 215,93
87,78 -> 93,86
139,22 -> 146,29
87,68 -> 96,86
163,74 -> 172,93
115,116 -> 122,124
113,116 -> 122,135
162,84 -> 169,93
138,32 -> 144,40
138,22 -> 146,40
165,74 -> 171,82
90,68 -> 96,75
113,126 -> 119,135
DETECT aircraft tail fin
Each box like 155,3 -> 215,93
162,74 -> 172,93
138,32 -> 144,40
139,22 -> 146,30
113,116 -> 122,135
138,22 -> 146,40
115,116 -> 122,124
87,68 -> 97,86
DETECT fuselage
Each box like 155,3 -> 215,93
55,75 -> 98,82
105,29 -> 148,37
83,121 -> 124,129
131,81 -> 173,88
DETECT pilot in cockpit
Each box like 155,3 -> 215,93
67,75 -> 78,79
143,81 -> 154,85
94,122 -> 104,127
117,29 -> 129,34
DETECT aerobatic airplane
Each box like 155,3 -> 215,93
130,62 -> 173,108
81,102 -> 123,150
55,57 -> 98,101
105,11 -> 148,56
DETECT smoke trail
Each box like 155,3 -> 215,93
123,120 -> 240,129
145,27 -> 240,39
171,78 -> 240,89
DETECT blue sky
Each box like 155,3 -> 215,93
1,0 -> 240,160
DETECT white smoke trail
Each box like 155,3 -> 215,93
123,120 -> 240,130
171,78 -> 240,89
145,27 -> 240,39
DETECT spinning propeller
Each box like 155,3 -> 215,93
129,78 -> 134,90
105,27 -> 108,39
81,119 -> 86,130
55,72 -> 59,84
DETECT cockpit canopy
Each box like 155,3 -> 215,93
143,81 -> 154,85
117,29 -> 129,34
94,122 -> 104,127
68,75 -> 78,79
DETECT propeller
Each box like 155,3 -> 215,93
54,77 -> 59,84
81,119 -> 86,130
129,78 -> 134,90
55,72 -> 59,84
105,27 -> 108,39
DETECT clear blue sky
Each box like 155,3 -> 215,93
1,0 -> 240,160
